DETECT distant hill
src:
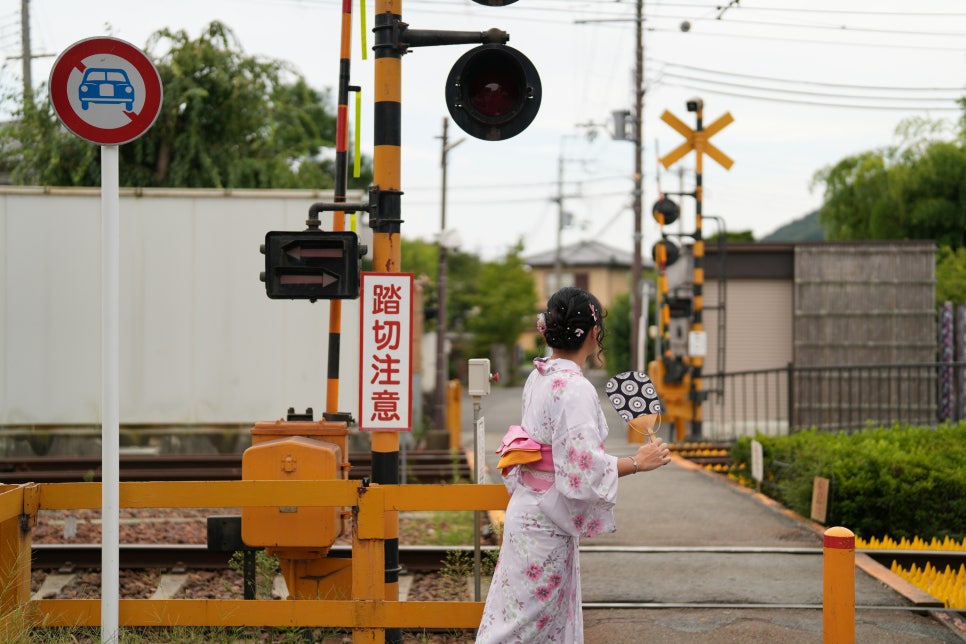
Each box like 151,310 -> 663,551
761,210 -> 824,242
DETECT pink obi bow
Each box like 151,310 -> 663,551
496,425 -> 554,475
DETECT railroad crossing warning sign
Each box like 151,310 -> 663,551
658,109 -> 734,170
49,37 -> 162,145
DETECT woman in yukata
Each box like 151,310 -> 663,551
476,286 -> 672,644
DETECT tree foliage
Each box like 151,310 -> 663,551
707,230 -> 755,243
811,101 -> 966,250
400,238 -> 536,382
401,238 -> 482,334
811,101 -> 966,305
937,245 -> 966,304
604,291 -> 631,375
463,242 -> 537,376
603,289 -> 661,375
1,21 -> 372,190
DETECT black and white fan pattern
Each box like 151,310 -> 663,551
605,371 -> 664,422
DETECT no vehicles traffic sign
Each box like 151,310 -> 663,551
49,37 -> 162,146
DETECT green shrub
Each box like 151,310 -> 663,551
731,423 -> 966,540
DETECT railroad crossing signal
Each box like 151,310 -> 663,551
445,44 -> 541,141
652,196 -> 680,226
658,109 -> 734,170
260,231 -> 362,300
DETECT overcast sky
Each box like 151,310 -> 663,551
3,0 -> 964,260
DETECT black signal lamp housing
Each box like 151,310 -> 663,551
446,44 -> 541,141
652,197 -> 680,226
652,239 -> 681,267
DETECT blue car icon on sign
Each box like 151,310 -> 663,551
78,68 -> 135,111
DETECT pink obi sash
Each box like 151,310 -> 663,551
495,425 -> 554,478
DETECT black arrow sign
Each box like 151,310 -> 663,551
262,231 -> 360,300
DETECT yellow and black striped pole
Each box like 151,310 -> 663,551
372,2 -> 403,642
652,203 -> 672,359
691,103 -> 705,438
658,101 -> 733,440
325,0 -> 355,418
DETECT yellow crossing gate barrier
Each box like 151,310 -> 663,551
0,480 -> 509,643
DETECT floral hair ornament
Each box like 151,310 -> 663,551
605,371 -> 664,441
589,304 -> 598,323
536,313 -> 547,334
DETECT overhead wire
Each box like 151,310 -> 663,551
226,0 -> 963,239
638,2 -> 966,17
656,72 -> 960,103
647,59 -> 965,92
655,82 -> 962,111
643,24 -> 963,52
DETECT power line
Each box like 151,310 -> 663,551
405,189 -> 632,206
644,2 -> 966,18
658,81 -> 962,111
664,14 -> 966,38
657,71 -> 961,103
643,24 -> 964,52
403,173 -> 632,193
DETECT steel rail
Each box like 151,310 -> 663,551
30,543 -> 496,572
31,542 -> 965,573
583,602 -> 966,613
1,450 -> 472,484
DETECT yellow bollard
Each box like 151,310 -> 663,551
447,379 -> 462,450
823,526 -> 856,643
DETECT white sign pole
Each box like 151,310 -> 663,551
101,144 -> 121,643
49,38 -> 161,643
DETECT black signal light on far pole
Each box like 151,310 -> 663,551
652,197 -> 680,227
446,44 -> 541,141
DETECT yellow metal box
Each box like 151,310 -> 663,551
241,434 -> 343,550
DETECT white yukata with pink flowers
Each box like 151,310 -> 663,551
476,357 -> 619,644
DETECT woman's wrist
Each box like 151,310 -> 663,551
625,456 -> 639,475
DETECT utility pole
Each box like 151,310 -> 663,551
630,0 -> 645,371
552,139 -> 586,293
434,117 -> 463,433
554,154 -> 564,289
20,0 -> 32,102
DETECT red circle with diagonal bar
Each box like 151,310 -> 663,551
49,37 -> 162,145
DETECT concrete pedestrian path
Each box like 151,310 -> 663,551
460,377 -> 966,643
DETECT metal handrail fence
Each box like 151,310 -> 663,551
701,361 -> 966,441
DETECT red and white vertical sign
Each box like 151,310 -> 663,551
360,273 -> 414,432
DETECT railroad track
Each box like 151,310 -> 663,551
30,542 -> 966,577
30,543 -> 491,573
0,449 -> 470,485
2,445 -> 732,485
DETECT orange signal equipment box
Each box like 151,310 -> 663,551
241,418 -> 350,557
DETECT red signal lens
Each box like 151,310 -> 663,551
446,45 -> 541,141
468,69 -> 520,119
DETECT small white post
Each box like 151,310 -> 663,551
467,358 -> 493,602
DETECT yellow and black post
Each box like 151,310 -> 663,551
372,4 -> 404,642
691,101 -> 705,438
658,99 -> 733,439
324,0 -> 357,419
365,8 -> 541,638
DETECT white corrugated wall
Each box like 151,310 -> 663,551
1,187 -> 367,426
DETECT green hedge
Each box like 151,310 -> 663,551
731,423 -> 966,540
